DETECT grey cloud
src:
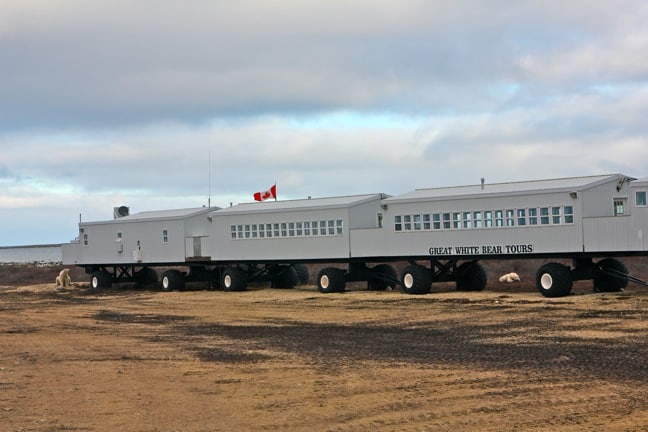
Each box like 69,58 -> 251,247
2,1 -> 647,130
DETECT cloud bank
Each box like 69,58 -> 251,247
1,0 -> 647,245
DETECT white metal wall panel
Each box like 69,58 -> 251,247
583,217 -> 635,252
206,208 -> 352,261
351,224 -> 583,258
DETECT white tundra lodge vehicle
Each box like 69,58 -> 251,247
62,173 -> 648,297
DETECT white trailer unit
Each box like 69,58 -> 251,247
202,193 -> 390,292
345,173 -> 648,296
62,207 -> 214,289
62,173 -> 648,297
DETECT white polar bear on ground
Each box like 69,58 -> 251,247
55,268 -> 72,288
498,272 -> 520,283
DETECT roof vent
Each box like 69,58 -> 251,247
114,206 -> 130,219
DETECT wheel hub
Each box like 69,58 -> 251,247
540,273 -> 553,289
320,275 -> 329,289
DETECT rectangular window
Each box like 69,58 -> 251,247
320,220 -> 327,235
281,222 -> 288,237
304,221 -> 311,236
453,212 -> 461,229
473,211 -> 482,228
614,199 -> 625,216
274,223 -> 280,238
564,206 -> 574,224
231,226 -> 237,239
506,210 -> 515,227
413,214 -> 421,230
327,220 -> 335,235
463,212 -> 472,229
636,191 -> 647,207
394,215 -> 402,232
296,222 -> 303,236
517,209 -> 526,226
237,225 -> 244,239
244,224 -> 251,238
433,213 -> 441,230
83,233 -> 88,246
288,222 -> 295,237
423,214 -> 431,230
540,207 -> 550,225
528,208 -> 538,225
404,215 -> 412,231
484,211 -> 493,228
251,224 -> 258,238
266,223 -> 273,238
336,219 -> 343,235
443,213 -> 451,229
163,229 -> 169,243
495,210 -> 504,227
552,207 -> 562,224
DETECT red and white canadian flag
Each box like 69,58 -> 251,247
253,183 -> 277,202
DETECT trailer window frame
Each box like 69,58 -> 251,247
433,213 -> 441,230
636,191 -> 647,207
484,211 -> 493,227
528,208 -> 538,225
564,206 -> 574,223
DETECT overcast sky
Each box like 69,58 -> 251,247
2,0 -> 648,246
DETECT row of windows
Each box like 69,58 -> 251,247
231,220 -> 344,239
394,206 -> 574,232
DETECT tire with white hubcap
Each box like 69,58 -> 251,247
536,262 -> 572,297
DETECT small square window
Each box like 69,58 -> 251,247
636,191 -> 647,207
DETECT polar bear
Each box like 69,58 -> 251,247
55,268 -> 72,288
498,272 -> 520,283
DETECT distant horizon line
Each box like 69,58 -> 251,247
0,243 -> 62,249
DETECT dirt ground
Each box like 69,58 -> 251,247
2,277 -> 648,431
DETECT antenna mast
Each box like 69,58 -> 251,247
208,151 -> 212,208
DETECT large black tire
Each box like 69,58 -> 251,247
594,258 -> 629,292
368,264 -> 398,291
272,265 -> 299,289
293,264 -> 310,285
401,264 -> 431,295
136,267 -> 158,288
536,263 -> 572,297
456,261 -> 487,292
90,270 -> 112,289
222,267 -> 248,292
160,270 -> 185,291
317,267 -> 346,293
